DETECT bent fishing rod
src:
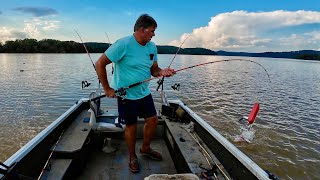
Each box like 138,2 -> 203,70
90,58 -> 271,101
175,58 -> 271,82
76,30 -> 116,90
75,30 -> 97,73
156,34 -> 192,91
105,32 -> 114,74
75,30 -> 104,89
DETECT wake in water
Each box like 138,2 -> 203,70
234,120 -> 256,143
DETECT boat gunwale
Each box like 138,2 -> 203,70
169,99 -> 270,180
2,99 -> 88,168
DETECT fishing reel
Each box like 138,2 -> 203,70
81,80 -> 91,89
156,78 -> 164,91
115,87 -> 127,99
171,83 -> 180,91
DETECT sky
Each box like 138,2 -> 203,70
0,0 -> 320,52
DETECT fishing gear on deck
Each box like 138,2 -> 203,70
37,130 -> 65,180
181,122 -> 231,180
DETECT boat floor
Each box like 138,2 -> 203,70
77,138 -> 177,180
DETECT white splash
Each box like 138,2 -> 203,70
234,117 -> 256,143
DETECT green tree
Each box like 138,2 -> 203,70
296,54 -> 320,60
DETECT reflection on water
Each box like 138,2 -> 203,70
1,54 -> 319,179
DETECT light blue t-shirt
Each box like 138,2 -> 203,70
105,35 -> 158,100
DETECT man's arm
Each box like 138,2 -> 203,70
150,61 -> 175,77
95,54 -> 116,98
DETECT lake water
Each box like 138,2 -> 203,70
0,54 -> 319,179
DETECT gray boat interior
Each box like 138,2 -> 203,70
1,97 -> 271,180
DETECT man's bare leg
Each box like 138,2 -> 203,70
141,115 -> 158,151
125,124 -> 138,158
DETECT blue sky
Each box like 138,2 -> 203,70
1,0 -> 320,52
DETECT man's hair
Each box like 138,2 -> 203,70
134,14 -> 157,32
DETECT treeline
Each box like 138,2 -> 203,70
295,53 -> 320,60
157,45 -> 217,55
0,38 -> 217,55
1,38 -> 319,60
0,39 -> 109,53
217,50 -> 320,60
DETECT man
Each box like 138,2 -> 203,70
95,14 -> 174,173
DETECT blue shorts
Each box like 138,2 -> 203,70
117,94 -> 157,125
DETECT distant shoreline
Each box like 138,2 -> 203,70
1,38 -> 319,60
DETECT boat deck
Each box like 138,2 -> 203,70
1,99 -> 272,180
77,139 -> 176,180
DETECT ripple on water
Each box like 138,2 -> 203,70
1,54 -> 320,179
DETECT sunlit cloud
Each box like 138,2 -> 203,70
0,27 -> 28,43
23,18 -> 60,38
12,7 -> 58,17
0,7 -> 60,42
170,10 -> 320,52
0,17 -> 60,43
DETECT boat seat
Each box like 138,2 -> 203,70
89,92 -> 125,153
89,92 -> 125,133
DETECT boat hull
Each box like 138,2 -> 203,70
1,99 -> 271,180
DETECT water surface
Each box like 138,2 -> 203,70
0,54 -> 319,179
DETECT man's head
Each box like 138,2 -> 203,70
134,14 -> 157,43
134,14 -> 157,32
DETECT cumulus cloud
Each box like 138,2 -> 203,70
13,7 -> 58,17
23,18 -> 60,38
169,10 -> 320,52
0,18 -> 60,43
0,27 -> 28,43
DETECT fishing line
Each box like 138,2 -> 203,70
175,58 -> 270,106
176,59 -> 267,128
175,59 -> 271,83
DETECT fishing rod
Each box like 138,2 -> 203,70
37,130 -> 65,180
90,76 -> 160,101
75,30 -> 101,89
92,35 -> 191,101
75,30 -> 97,73
175,58 -> 271,83
90,58 -> 271,101
104,32 -> 114,74
156,34 -> 192,91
